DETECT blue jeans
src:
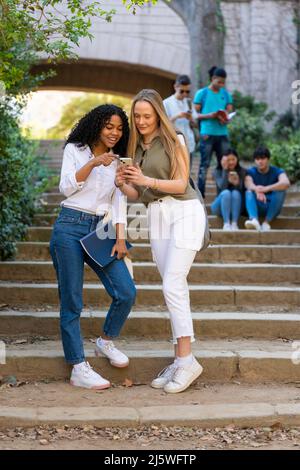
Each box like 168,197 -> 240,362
49,207 -> 136,365
198,135 -> 230,197
245,190 -> 286,222
211,189 -> 242,224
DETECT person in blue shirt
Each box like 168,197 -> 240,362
194,66 -> 233,198
245,146 -> 290,231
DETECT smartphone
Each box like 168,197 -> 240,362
229,171 -> 238,177
118,157 -> 133,166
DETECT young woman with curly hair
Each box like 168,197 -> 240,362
115,90 -> 205,394
50,104 -> 136,390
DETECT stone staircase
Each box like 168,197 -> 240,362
1,142 -> 300,429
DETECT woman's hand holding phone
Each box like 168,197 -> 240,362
123,164 -> 148,186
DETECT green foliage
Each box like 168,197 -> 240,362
47,93 -> 132,139
268,132 -> 300,184
272,109 -> 300,140
0,0 -> 157,260
228,91 -> 300,181
0,0 -> 117,95
1,0 -> 155,95
229,91 -> 274,161
123,0 -> 158,14
0,98 -> 53,260
229,110 -> 266,161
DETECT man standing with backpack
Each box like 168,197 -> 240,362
194,67 -> 233,198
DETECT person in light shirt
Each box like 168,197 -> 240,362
50,104 -> 136,391
115,89 -> 205,394
163,74 -> 198,165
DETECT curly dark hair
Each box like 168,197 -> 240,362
64,104 -> 129,155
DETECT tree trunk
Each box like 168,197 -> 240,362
167,0 -> 225,90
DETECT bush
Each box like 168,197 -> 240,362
0,98 -> 52,260
228,91 -> 274,161
268,133 -> 300,183
228,108 -> 267,161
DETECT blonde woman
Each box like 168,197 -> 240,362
115,89 -> 206,393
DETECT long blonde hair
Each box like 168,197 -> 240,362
128,89 -> 189,180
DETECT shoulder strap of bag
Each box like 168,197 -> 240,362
190,176 -> 211,252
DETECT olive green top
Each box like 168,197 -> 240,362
135,136 -> 198,206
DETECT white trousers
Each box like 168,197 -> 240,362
148,197 -> 206,344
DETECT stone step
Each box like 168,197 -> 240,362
25,227 -> 300,245
15,242 -> 300,264
281,206 -> 300,217
33,212 -> 300,230
1,261 -> 299,285
37,202 -> 300,217
2,310 -> 300,340
2,338 -> 300,384
40,192 -> 215,205
2,384 -> 300,430
1,282 -> 299,309
41,190 -> 300,205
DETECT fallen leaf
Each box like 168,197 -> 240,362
2,376 -> 17,386
39,439 -> 49,446
16,381 -> 28,387
122,378 -> 133,387
271,422 -> 283,430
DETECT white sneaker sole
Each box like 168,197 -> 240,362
164,365 -> 203,394
245,221 -> 260,231
70,379 -> 111,390
95,348 -> 129,368
151,380 -> 169,389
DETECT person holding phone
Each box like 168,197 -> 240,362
49,104 -> 136,390
115,89 -> 206,394
211,148 -> 246,231
163,75 -> 198,165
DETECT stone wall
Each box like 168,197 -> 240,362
222,0 -> 297,114
40,0 -> 298,114
72,0 -> 191,76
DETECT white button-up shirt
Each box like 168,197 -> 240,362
163,95 -> 198,154
59,143 -> 127,226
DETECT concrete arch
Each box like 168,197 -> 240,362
34,0 -> 191,98
34,60 -> 176,98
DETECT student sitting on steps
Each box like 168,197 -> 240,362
244,146 -> 290,231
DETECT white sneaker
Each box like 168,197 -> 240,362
95,338 -> 129,368
261,221 -> 271,231
223,222 -> 232,231
151,362 -> 177,389
164,357 -> 203,394
70,362 -> 110,390
245,218 -> 261,231
231,222 -> 239,231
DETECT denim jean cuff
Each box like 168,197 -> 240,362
65,356 -> 85,365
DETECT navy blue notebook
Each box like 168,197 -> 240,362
80,223 -> 132,268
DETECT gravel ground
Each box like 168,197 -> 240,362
1,424 -> 300,450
